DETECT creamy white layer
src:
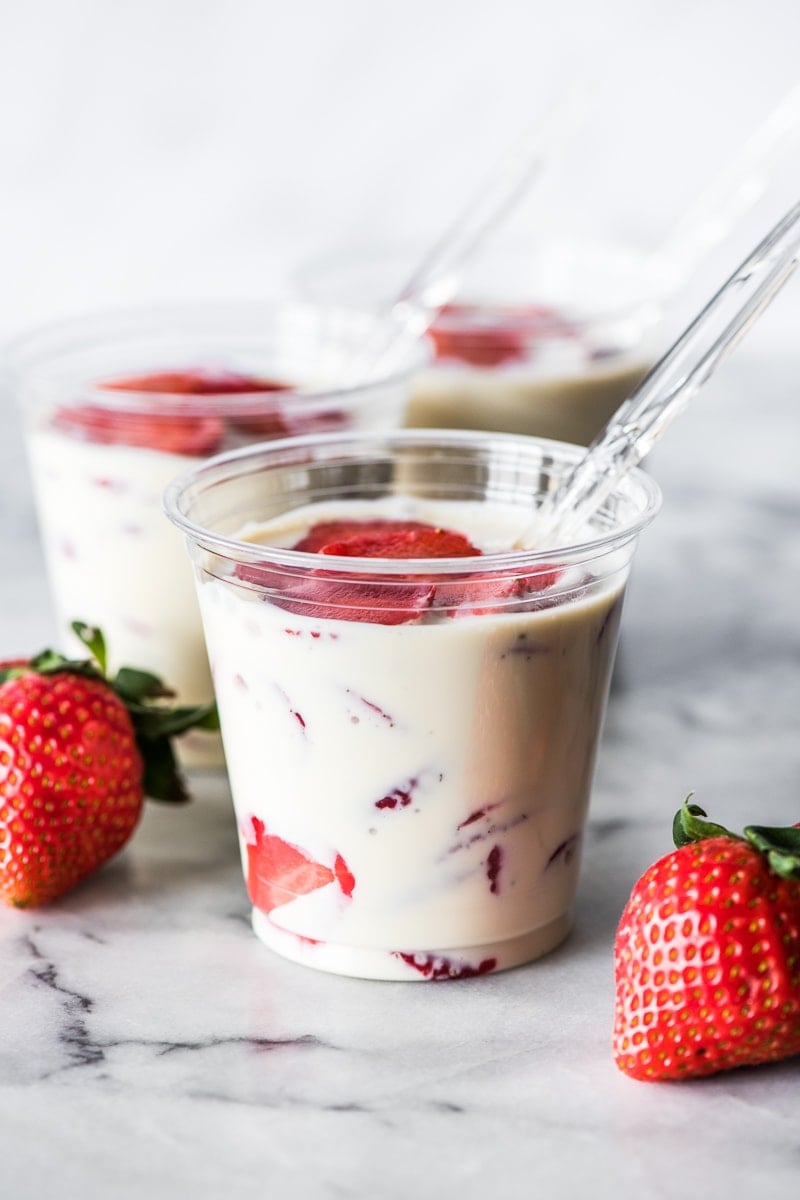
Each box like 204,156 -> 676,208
29,432 -> 209,698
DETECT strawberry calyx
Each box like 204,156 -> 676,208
0,621 -> 219,804
742,824 -> 800,881
672,796 -> 800,882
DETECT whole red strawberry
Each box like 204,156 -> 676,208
0,622 -> 218,908
613,799 -> 800,1081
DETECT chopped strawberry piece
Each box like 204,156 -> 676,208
523,563 -> 564,592
486,844 -> 503,894
334,854 -> 356,897
101,368 -> 290,395
245,817 -> 354,913
52,405 -> 226,455
395,952 -> 498,980
428,303 -> 576,367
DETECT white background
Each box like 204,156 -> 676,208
1,0 -> 799,337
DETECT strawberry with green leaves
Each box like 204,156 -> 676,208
613,799 -> 800,1081
0,621 -> 218,908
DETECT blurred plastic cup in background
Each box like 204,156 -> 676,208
165,428 -> 661,978
296,237 -> 665,445
8,303 -> 428,768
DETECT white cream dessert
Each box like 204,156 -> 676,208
297,240 -> 661,445
195,496 -> 628,980
25,369 -> 292,768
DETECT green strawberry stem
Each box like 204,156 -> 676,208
672,795 -> 800,882
0,621 -> 219,804
672,797 -> 733,847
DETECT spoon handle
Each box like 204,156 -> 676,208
389,93 -> 587,331
532,199 -> 800,547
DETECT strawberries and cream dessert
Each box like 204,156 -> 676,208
166,430 -> 660,979
27,369 -> 298,766
14,305 -> 426,768
297,239 -> 662,445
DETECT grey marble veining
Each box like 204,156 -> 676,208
0,326 -> 798,1199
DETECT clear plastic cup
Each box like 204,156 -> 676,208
9,303 -> 428,768
165,428 -> 660,979
296,237 -> 665,445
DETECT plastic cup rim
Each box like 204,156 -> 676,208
163,427 -> 662,574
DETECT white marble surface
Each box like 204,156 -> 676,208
1,3 -> 800,1197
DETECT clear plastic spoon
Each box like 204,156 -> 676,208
338,87 -> 590,384
520,198 -> 800,549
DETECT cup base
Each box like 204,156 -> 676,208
251,909 -> 571,981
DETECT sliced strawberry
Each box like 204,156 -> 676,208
428,303 -> 576,367
432,572 -> 522,614
243,520 -> 477,624
320,525 -> 480,559
227,411 -> 291,437
245,817 -> 355,913
101,368 -> 290,395
292,519 -> 431,553
287,576 -> 436,625
237,521 -> 563,622
57,368 -> 298,450
235,559 -> 435,625
101,368 -> 352,440
522,563 -> 564,592
52,405 -> 226,455
433,563 -> 563,615
100,366 -> 351,441
230,406 -> 349,439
